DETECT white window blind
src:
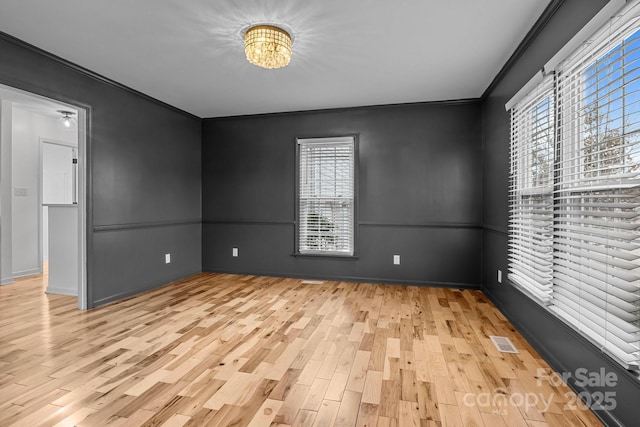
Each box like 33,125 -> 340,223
509,76 -> 556,304
297,136 -> 355,255
508,0 -> 640,371
553,6 -> 640,369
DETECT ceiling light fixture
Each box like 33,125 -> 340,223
244,25 -> 292,69
57,110 -> 76,128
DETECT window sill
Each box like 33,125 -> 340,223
292,252 -> 359,260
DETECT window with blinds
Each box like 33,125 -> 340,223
553,14 -> 640,370
509,77 -> 555,304
296,136 -> 356,256
508,1 -> 640,370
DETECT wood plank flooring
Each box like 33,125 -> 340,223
0,272 -> 604,426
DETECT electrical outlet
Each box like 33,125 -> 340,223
497,269 -> 502,284
393,255 -> 400,265
232,247 -> 238,257
165,253 -> 171,264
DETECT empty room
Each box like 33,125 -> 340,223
0,0 -> 639,426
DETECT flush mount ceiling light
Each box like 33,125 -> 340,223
57,110 -> 76,128
244,25 -> 292,69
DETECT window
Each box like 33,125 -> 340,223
508,2 -> 640,370
296,136 -> 356,256
509,77 -> 555,304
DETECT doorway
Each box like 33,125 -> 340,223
0,83 -> 88,309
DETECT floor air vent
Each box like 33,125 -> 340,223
490,336 -> 519,353
301,280 -> 324,285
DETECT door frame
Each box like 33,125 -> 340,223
0,83 -> 89,309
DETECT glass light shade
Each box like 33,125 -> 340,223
244,25 -> 292,69
57,110 -> 76,129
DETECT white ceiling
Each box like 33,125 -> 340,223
0,0 -> 550,118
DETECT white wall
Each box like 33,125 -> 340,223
0,101 -> 12,284
11,107 -> 76,277
47,206 -> 78,296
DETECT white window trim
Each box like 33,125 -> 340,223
295,135 -> 358,257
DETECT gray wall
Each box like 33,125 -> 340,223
0,33 -> 202,307
202,101 -> 482,287
481,1 -> 640,426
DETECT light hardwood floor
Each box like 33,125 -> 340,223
0,272 -> 603,427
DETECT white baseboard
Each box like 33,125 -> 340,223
1,277 -> 14,285
12,268 -> 41,278
46,287 -> 77,297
